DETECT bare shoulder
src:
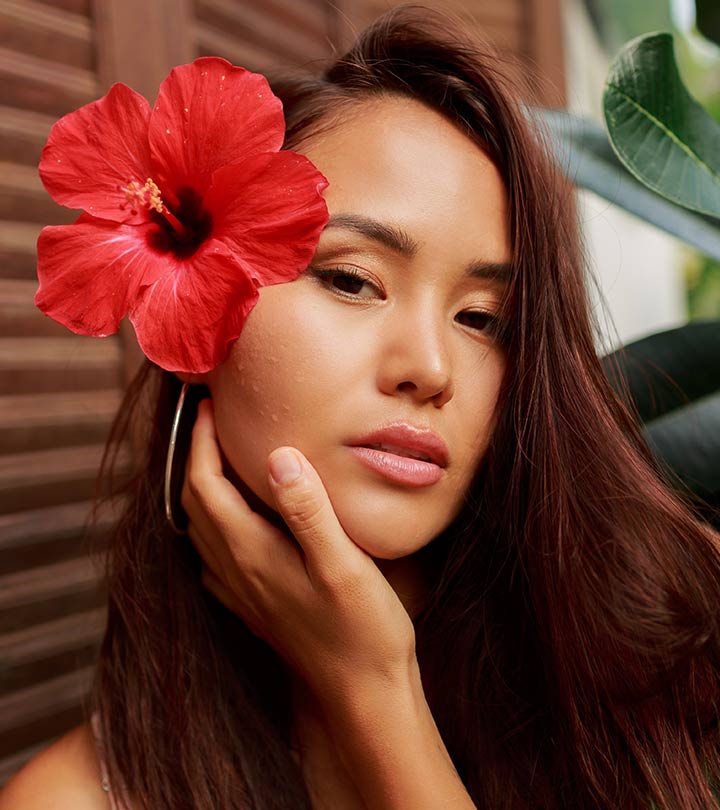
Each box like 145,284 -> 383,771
0,722 -> 109,810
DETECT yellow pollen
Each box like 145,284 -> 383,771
124,178 -> 164,213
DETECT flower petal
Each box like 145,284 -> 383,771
204,152 -> 329,286
129,239 -> 259,373
35,216 -> 168,336
149,57 -> 285,202
39,84 -> 154,225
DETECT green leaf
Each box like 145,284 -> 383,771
534,107 -> 720,261
603,32 -> 720,219
601,320 -> 720,422
644,391 -> 720,506
601,321 -> 720,521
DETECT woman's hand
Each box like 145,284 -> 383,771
180,398 -> 418,705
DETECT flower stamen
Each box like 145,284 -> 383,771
124,177 -> 190,239
125,178 -> 163,213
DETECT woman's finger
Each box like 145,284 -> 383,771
266,446 -> 368,588
185,398 -> 260,526
182,402 -> 309,599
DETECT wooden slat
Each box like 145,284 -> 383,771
361,0 -> 525,28
0,607 -> 105,669
250,0 -> 329,43
0,606 -> 105,694
194,21 -> 290,71
195,0 -> 329,66
93,0 -> 193,100
468,0 -> 525,25
0,162 -> 76,225
477,19 -> 526,55
0,105 -> 55,166
0,220 -> 41,280
0,442 -> 131,514
0,557 -> 105,633
0,0 -> 130,788
0,498 -> 121,574
525,0 -> 565,106
0,0 -> 94,71
0,500 -> 107,554
0,278 -> 71,338
0,665 -> 93,757
0,737 -> 59,787
0,45 -> 98,117
0,278 -> 37,308
42,0 -> 91,15
358,0 -> 527,54
0,336 -> 123,393
0,388 -> 122,453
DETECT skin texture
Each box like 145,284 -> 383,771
202,95 -> 510,572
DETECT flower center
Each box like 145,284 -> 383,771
146,186 -> 213,259
122,177 -> 191,242
122,179 -> 211,257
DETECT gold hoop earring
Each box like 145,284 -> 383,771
165,381 -> 189,534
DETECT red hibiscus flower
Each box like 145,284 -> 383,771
35,57 -> 329,373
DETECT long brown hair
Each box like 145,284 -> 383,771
90,6 -> 720,808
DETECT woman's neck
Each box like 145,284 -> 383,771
373,554 -> 429,620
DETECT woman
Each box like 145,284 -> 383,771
3,6 -> 720,809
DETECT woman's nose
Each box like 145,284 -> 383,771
376,308 -> 454,407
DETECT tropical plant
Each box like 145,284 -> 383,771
537,28 -> 720,526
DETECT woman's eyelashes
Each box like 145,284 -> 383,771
455,309 -> 499,335
308,265 -> 500,335
309,266 -> 384,299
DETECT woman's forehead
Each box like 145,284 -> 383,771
299,99 -> 511,266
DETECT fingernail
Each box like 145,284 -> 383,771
268,448 -> 303,485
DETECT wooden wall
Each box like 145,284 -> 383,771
0,0 -> 565,786
0,0 -> 119,785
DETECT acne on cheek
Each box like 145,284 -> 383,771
211,364 -> 307,483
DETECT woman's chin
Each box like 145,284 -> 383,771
220,451 -> 438,560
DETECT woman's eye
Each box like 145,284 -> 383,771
331,273 -> 366,295
311,267 -> 381,299
456,310 -> 497,333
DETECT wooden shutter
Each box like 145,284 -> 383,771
335,0 -> 566,106
194,0 -> 333,70
0,0 -> 335,786
0,0 -> 129,784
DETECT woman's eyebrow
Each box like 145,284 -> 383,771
467,260 -> 512,283
322,213 -> 511,283
323,213 -> 418,256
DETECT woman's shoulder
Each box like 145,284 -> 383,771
0,722 -> 109,809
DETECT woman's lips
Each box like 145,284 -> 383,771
348,446 -> 444,487
346,422 -> 449,487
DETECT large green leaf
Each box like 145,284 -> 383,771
601,320 -> 720,422
535,108 -> 720,261
644,392 -> 720,508
601,321 -> 720,522
603,32 -> 720,218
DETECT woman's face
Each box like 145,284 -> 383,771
205,96 -> 511,559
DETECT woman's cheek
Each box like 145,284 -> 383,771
207,368 -> 326,510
